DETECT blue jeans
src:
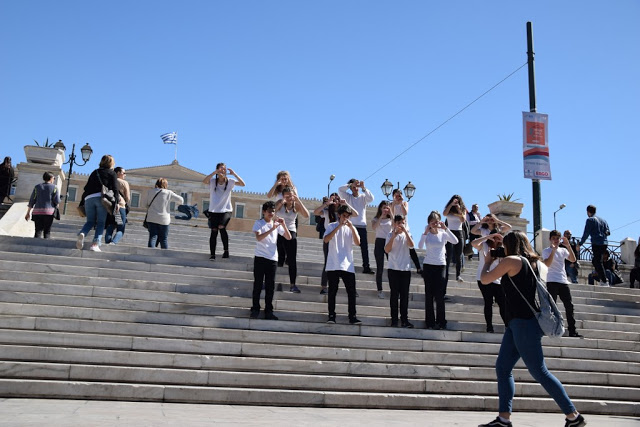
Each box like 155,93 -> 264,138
496,317 -> 576,414
565,261 -> 579,284
78,196 -> 107,245
147,222 -> 169,249
105,206 -> 127,244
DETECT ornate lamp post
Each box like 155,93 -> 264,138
553,203 -> 566,231
55,140 -> 93,215
327,174 -> 335,197
381,179 -> 416,201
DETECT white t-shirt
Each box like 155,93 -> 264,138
446,213 -> 464,231
476,228 -> 500,283
277,203 -> 298,232
208,178 -> 237,213
324,221 -> 355,273
373,217 -> 393,239
385,232 -> 413,271
418,229 -> 458,266
392,202 -> 411,231
253,219 -> 285,261
338,184 -> 374,228
542,246 -> 570,284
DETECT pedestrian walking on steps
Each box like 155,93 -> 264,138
0,156 -> 15,204
25,171 -> 60,239
372,200 -> 393,299
479,231 -> 587,427
250,201 -> 291,320
202,163 -> 245,260
275,186 -> 309,294
578,204 -> 610,287
145,178 -> 183,249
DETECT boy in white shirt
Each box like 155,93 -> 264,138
324,205 -> 362,324
542,230 -> 582,338
250,201 -> 292,320
338,178 -> 375,274
384,215 -> 416,328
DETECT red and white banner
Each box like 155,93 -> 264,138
522,112 -> 551,180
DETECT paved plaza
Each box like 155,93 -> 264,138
0,399 -> 638,426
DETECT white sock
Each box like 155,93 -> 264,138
566,413 -> 580,421
498,416 -> 511,423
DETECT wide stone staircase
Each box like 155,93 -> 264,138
0,215 -> 638,415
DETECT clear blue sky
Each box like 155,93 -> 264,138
1,1 -> 638,244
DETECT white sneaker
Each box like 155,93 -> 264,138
600,281 -> 610,287
377,290 -> 385,299
457,276 -> 464,282
89,244 -> 101,252
76,233 -> 85,250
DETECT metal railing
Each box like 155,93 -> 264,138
577,240 -> 624,265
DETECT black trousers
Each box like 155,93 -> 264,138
591,244 -> 608,284
547,281 -> 577,333
374,238 -> 387,291
355,226 -> 370,269
477,280 -> 505,329
320,241 -> 329,288
388,269 -> 411,322
33,214 -> 54,238
327,270 -> 357,319
277,231 -> 298,284
252,257 -> 277,314
423,264 -> 447,327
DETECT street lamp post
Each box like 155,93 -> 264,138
553,203 -> 566,231
381,179 -> 416,201
55,140 -> 93,215
327,174 -> 335,197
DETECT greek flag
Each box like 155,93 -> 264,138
160,132 -> 177,144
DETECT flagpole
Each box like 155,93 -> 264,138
175,132 -> 178,162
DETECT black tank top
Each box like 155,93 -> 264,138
502,256 -> 539,323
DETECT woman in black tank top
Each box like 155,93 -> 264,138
478,231 -> 586,427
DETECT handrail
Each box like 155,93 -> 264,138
576,240 -> 625,265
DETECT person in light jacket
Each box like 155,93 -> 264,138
146,178 -> 183,249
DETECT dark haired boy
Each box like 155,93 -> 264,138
384,215 -> 415,328
338,178 -> 375,274
324,204 -> 361,324
543,230 -> 582,338
578,205 -> 610,287
250,201 -> 291,320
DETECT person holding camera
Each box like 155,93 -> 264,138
391,188 -> 422,275
479,231 -> 586,427
339,178 -> 375,274
443,194 -> 468,283
418,211 -> 458,330
542,230 -> 582,338
471,214 -> 512,333
384,214 -> 415,328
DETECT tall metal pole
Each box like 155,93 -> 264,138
62,144 -> 77,215
527,21 -> 542,250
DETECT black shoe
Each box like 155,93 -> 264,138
564,414 -> 586,427
290,285 -> 301,293
390,319 -> 398,327
425,324 -> 435,330
362,268 -> 375,274
416,269 -> 423,275
349,317 -> 362,325
569,331 -> 584,338
401,321 -> 414,329
478,417 -> 512,427
250,310 -> 259,319
320,287 -> 328,295
222,251 -> 229,259
276,283 -> 283,292
438,323 -> 447,330
327,315 -> 336,324
209,255 -> 216,261
355,291 -> 359,297
264,312 -> 279,320
487,326 -> 494,333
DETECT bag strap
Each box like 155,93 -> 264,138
146,190 -> 163,214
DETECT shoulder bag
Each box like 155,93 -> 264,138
508,257 -> 565,338
95,170 -> 117,215
143,190 -> 162,229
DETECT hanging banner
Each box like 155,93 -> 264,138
522,112 -> 551,180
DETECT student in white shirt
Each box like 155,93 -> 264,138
372,201 -> 393,299
443,194 -> 468,283
418,211 -> 458,330
324,204 -> 362,325
267,170 -> 297,199
202,162 -> 246,260
543,230 -> 583,338
275,187 -> 309,294
385,215 -> 416,328
250,201 -> 291,320
390,189 -> 423,275
338,178 -> 375,274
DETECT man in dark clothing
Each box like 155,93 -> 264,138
578,205 -> 610,287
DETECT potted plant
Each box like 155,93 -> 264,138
488,193 -> 524,217
24,138 -> 66,166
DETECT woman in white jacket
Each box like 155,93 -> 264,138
146,178 -> 183,249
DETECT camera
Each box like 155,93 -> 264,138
490,247 -> 506,258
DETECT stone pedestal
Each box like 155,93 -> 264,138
620,237 -> 637,266
14,162 -> 64,203
487,200 -> 530,233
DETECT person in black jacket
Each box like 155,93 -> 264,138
0,156 -> 14,204
76,154 -> 120,252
